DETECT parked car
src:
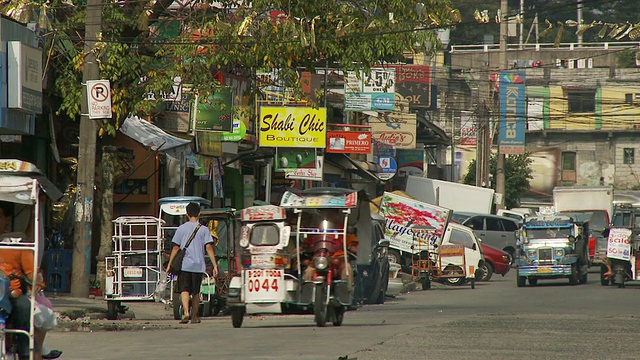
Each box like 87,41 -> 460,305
451,212 -> 520,258
479,243 -> 511,281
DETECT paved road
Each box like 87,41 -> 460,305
47,271 -> 640,360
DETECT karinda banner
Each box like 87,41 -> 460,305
259,106 -> 326,148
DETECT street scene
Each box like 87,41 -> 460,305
45,271 -> 640,360
2,0 -> 640,359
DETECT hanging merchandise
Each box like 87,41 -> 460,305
212,158 -> 224,198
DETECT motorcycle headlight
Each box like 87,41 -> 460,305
314,256 -> 329,270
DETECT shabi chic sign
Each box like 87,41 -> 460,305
86,80 -> 113,119
259,106 -> 326,148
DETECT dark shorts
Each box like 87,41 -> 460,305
177,271 -> 203,295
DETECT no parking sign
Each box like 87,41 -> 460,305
87,80 -> 112,119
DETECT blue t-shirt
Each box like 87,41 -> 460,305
171,221 -> 214,273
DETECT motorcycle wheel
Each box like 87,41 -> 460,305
332,306 -> 344,326
231,307 -> 245,328
314,284 -> 328,327
421,276 -> 431,290
599,265 -> 610,286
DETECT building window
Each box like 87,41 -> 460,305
561,151 -> 577,183
566,89 -> 596,113
561,152 -> 576,171
624,148 -> 635,164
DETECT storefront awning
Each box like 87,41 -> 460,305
325,153 -> 384,183
120,115 -> 192,152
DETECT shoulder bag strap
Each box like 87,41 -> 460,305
183,223 -> 202,250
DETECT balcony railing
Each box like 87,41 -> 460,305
450,42 -> 640,53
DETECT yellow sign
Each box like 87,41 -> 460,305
259,106 -> 326,148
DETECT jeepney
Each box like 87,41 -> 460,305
515,208 -> 589,287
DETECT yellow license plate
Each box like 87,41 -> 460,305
537,267 -> 552,274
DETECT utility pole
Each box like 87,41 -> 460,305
495,0 -> 508,211
577,0 -> 583,45
71,0 -> 101,297
96,145 -> 115,295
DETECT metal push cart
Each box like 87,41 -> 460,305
104,216 -> 165,320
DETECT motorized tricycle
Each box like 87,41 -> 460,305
601,202 -> 640,288
228,188 -> 366,327
197,207 -> 238,316
0,159 -> 63,359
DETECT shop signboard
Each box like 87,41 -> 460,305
259,106 -> 326,148
344,68 -> 395,112
326,131 -> 371,154
194,87 -> 234,132
389,64 -> 431,109
370,113 -> 417,150
377,156 -> 397,180
285,155 -> 324,181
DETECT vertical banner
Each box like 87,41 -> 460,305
499,71 -> 526,154
460,110 -> 476,146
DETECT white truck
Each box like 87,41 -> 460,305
377,191 -> 484,285
405,176 -> 495,214
552,186 -> 614,266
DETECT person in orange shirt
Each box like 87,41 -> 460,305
0,201 -> 47,360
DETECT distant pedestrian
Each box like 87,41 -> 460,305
166,202 -> 218,324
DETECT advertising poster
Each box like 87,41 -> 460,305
259,106 -> 326,148
460,110 -> 476,146
194,87 -> 234,132
606,228 -> 632,261
275,148 -> 317,172
378,192 -> 450,253
326,131 -> 371,154
344,68 -> 396,112
397,149 -> 424,177
499,71 -> 526,154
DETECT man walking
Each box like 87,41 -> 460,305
166,202 -> 218,324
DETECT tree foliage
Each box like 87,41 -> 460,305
450,0 -> 640,45
463,153 -> 533,209
2,0 -> 462,136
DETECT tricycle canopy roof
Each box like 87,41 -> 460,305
280,187 -> 358,209
199,207 -> 236,219
0,159 -> 63,204
240,205 -> 286,222
158,196 -> 211,216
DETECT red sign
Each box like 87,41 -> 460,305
326,131 -> 371,154
389,65 -> 431,108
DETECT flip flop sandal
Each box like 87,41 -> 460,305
43,350 -> 63,359
191,318 -> 201,324
180,316 -> 190,324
